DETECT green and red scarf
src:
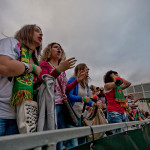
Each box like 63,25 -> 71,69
11,45 -> 40,106
115,86 -> 127,108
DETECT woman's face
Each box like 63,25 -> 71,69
32,26 -> 43,47
110,73 -> 118,81
50,43 -> 62,60
96,100 -> 103,108
83,66 -> 89,78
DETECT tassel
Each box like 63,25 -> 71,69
11,90 -> 33,106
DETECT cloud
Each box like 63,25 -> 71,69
0,0 -> 150,87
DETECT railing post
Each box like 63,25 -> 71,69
46,143 -> 57,150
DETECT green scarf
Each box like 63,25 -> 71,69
115,86 -> 127,108
11,45 -> 40,106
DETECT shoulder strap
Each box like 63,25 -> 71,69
57,77 -> 67,100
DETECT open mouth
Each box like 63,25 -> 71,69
57,50 -> 61,54
38,37 -> 42,42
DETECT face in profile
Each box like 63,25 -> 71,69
32,26 -> 43,47
110,73 -> 118,81
83,66 -> 89,78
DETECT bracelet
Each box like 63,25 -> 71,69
22,62 -> 30,74
83,97 -> 86,102
56,68 -> 61,74
31,63 -> 36,72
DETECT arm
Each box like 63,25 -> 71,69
67,77 -> 94,106
0,55 -> 33,77
134,98 -> 140,103
121,79 -> 131,90
66,79 -> 78,94
67,77 -> 83,102
39,61 -> 60,81
104,82 -> 117,91
104,77 -> 131,91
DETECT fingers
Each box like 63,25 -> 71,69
66,57 -> 77,68
67,57 -> 76,62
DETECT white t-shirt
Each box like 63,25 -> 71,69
0,37 -> 20,119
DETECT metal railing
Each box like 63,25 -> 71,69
0,120 -> 150,150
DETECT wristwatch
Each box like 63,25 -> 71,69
22,62 -> 30,74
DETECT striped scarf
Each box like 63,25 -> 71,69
11,45 -> 40,106
115,86 -> 127,108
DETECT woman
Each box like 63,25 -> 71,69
39,43 -> 87,150
104,70 -> 131,133
0,24 -> 42,135
66,63 -> 94,148
12,24 -> 43,134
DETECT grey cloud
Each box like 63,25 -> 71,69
0,0 -> 150,87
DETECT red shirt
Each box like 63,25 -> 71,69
105,89 -> 125,114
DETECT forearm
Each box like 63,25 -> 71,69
0,59 -> 26,77
66,79 -> 78,93
121,79 -> 131,90
67,93 -> 82,102
104,82 -> 117,91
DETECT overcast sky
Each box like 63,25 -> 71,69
0,0 -> 150,87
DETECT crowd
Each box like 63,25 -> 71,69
0,24 -> 149,150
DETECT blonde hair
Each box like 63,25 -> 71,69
14,24 -> 42,56
40,43 -> 66,63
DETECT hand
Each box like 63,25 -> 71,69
83,96 -> 90,103
77,70 -> 87,82
34,65 -> 42,78
57,57 -> 77,72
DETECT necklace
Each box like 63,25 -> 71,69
48,62 -> 55,69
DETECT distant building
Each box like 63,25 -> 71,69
123,82 -> 150,112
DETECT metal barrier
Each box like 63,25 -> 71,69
0,120 -> 150,150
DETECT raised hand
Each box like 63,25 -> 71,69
57,57 -> 77,72
76,70 -> 87,82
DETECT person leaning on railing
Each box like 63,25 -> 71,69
104,70 -> 131,134
0,24 -> 42,136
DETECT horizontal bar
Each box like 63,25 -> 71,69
0,120 -> 149,150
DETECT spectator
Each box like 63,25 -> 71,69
39,43 -> 87,150
127,95 -> 140,121
0,24 -> 42,136
104,70 -> 131,133
66,63 -> 94,149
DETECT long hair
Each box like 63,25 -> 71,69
40,42 -> 65,63
74,63 -> 89,88
14,24 -> 42,57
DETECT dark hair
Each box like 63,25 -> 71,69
103,70 -> 118,83
96,87 -> 99,91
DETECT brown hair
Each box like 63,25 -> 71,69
74,63 -> 88,88
14,24 -> 42,56
40,42 -> 65,63
103,70 -> 118,83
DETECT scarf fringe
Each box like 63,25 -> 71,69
120,103 -> 128,108
11,90 -> 33,106
115,98 -> 127,103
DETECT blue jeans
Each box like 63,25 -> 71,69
56,104 -> 67,150
0,119 -> 19,136
64,124 -> 78,149
65,117 -> 86,149
107,111 -> 127,134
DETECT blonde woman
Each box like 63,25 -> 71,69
39,43 -> 86,150
66,63 -> 94,148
